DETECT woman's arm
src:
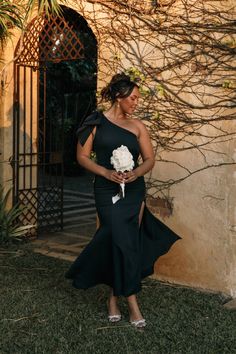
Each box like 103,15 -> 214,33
124,121 -> 155,183
77,128 -> 124,184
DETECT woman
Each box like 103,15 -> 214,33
65,73 -> 181,329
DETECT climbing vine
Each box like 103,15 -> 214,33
73,0 -> 236,196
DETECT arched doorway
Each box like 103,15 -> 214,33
13,7 -> 97,236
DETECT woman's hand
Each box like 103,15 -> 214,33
104,170 -> 125,184
122,170 -> 138,183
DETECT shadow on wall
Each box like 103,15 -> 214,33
0,104 -> 34,205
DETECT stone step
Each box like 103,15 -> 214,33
33,239 -> 89,251
63,206 -> 96,216
42,232 -> 92,240
39,207 -> 96,218
63,221 -> 96,231
33,248 -> 77,262
63,203 -> 95,212
37,188 -> 96,231
63,189 -> 94,199
63,199 -> 94,205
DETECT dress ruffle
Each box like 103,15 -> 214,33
65,203 -> 181,297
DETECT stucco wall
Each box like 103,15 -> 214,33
151,131 -> 236,296
0,36 -> 19,196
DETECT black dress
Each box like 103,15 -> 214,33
65,111 -> 181,297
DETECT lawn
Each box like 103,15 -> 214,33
0,243 -> 235,354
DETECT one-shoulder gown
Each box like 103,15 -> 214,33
65,111 -> 181,297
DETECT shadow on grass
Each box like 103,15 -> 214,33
0,244 -> 235,354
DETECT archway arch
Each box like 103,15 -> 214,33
13,6 -> 97,235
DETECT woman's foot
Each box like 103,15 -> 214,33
107,292 -> 121,323
130,318 -> 146,329
108,313 -> 121,323
127,294 -> 146,329
129,311 -> 146,328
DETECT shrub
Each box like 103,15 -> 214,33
0,186 -> 34,244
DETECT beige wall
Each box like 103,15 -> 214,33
0,22 -> 38,212
152,129 -> 236,296
148,0 -> 236,297
0,35 -> 19,197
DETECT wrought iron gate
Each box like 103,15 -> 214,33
13,11 -> 84,235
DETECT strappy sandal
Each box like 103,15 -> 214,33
108,314 -> 122,323
130,318 -> 146,329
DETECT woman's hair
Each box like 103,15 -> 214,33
100,73 -> 139,103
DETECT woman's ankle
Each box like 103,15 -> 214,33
126,295 -> 144,321
129,310 -> 144,322
107,299 -> 121,316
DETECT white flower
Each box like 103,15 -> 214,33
110,145 -> 134,204
110,145 -> 134,172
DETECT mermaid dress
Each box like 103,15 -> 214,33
65,111 -> 181,297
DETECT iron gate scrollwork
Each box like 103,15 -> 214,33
13,9 -> 85,235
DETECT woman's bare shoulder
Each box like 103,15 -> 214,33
130,118 -> 147,132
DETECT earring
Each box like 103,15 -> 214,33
117,101 -> 120,108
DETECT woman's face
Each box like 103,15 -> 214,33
118,86 -> 140,115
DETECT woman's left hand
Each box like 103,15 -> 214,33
122,170 -> 138,183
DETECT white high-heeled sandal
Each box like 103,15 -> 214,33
108,314 -> 122,323
130,318 -> 146,329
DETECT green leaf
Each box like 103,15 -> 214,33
8,225 -> 35,238
0,186 -> 35,243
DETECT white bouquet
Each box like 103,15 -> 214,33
110,145 -> 134,204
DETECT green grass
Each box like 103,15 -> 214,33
0,244 -> 235,354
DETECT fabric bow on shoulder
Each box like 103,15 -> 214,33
76,111 -> 102,146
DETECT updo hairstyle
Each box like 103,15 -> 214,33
101,73 -> 139,103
